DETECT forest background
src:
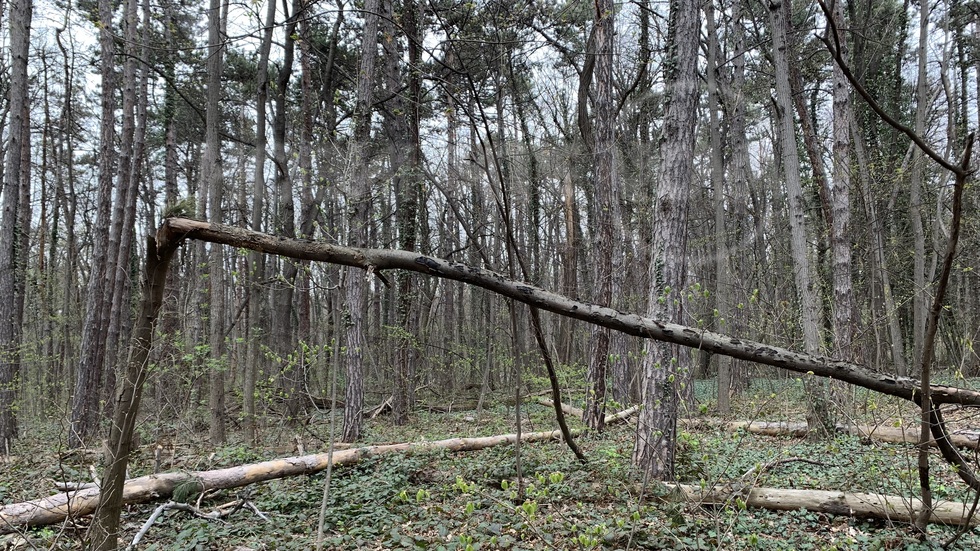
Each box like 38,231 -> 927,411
1,0 -> 980,541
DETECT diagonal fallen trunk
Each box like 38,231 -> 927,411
0,430 -> 569,533
157,217 -> 980,410
667,484 -> 980,527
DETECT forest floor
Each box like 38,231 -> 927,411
4,378 -> 980,550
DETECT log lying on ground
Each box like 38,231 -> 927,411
668,483 -> 980,527
157,217 -> 980,409
687,419 -> 980,450
535,398 -> 640,425
0,430 -> 569,533
2,403 -> 643,534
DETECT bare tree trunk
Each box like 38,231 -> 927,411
102,0 -> 145,421
204,0 -> 227,445
343,0 -> 381,442
769,0 -> 830,434
634,0 -> 698,480
583,0 -> 617,431
830,0 -> 854,360
244,0 -> 277,444
271,0 -> 300,421
706,0 -> 731,415
910,0 -> 929,370
86,236 -> 181,551
0,0 -> 32,447
70,0 -> 118,448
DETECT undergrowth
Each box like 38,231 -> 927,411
2,379 -> 979,549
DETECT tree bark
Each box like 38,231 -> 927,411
0,0 -> 32,448
634,0 -> 699,481
769,0 -> 831,434
706,0 -> 731,415
343,0 -> 381,442
204,0 -> 227,445
156,216 -> 980,410
1,429 -> 576,533
70,0 -> 118,448
243,0 -> 277,445
86,236 -> 181,550
666,484 -> 980,528
583,0 -> 618,432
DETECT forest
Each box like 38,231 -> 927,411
2,0 -> 980,548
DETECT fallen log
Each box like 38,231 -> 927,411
0,430 -> 568,533
157,217 -> 980,409
667,483 -> 980,527
535,398 -> 640,426
687,419 -> 980,450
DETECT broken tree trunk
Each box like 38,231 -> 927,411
157,217 -> 980,409
0,430 -> 569,533
666,484 -> 980,527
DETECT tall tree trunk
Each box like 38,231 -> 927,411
244,0 -> 277,444
583,0 -> 618,430
633,0 -> 698,480
769,0 -> 830,435
70,0 -> 118,448
342,0 -> 381,442
830,0 -> 854,360
0,0 -> 32,448
706,0 -> 731,415
102,0 -> 144,420
384,0 -> 423,425
910,0 -> 929,370
272,0 -> 300,421
204,0 -> 227,445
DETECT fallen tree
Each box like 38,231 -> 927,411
73,218 -> 980,544
4,424 -> 974,533
667,484 -> 980,528
684,420 -> 980,450
2,405 -> 641,533
158,217 -> 980,409
0,429 -> 570,533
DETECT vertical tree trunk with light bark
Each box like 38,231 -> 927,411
769,0 -> 830,434
706,0 -> 731,414
633,0 -> 698,480
204,0 -> 227,445
910,0 -> 929,369
243,0 -> 277,444
343,0 -> 381,442
830,0 -> 854,360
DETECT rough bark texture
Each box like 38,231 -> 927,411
155,217 -> 980,410
706,1 -> 731,415
769,0 -> 830,434
0,0 -> 32,447
342,0 -> 380,442
204,0 -> 226,446
634,0 -> 699,481
830,0 -> 854,359
70,0 -> 118,449
583,0 -> 617,432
